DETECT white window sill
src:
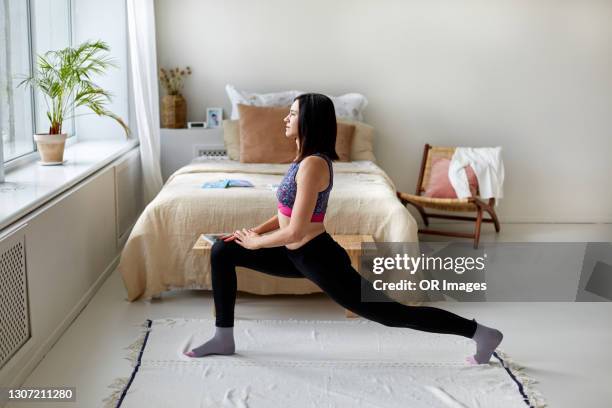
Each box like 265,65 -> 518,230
0,138 -> 139,232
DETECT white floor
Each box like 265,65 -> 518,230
9,224 -> 612,408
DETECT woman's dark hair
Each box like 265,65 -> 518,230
294,93 -> 339,162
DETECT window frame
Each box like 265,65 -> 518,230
2,0 -> 76,174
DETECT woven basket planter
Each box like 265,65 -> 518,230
161,95 -> 187,128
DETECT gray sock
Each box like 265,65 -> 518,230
185,326 -> 235,357
471,320 -> 503,364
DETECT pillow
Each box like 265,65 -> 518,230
226,84 -> 299,120
335,123 -> 355,162
329,93 -> 369,121
424,158 -> 478,198
223,115 -> 358,162
225,84 -> 368,121
238,104 -> 297,163
222,119 -> 241,160
337,118 -> 376,162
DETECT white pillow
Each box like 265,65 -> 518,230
327,93 -> 369,122
225,84 -> 368,121
225,84 -> 300,120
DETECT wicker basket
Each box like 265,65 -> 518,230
161,95 -> 187,128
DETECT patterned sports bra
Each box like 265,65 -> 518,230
276,153 -> 333,223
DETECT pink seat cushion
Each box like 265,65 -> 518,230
424,158 -> 478,198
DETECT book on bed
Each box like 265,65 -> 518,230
201,233 -> 230,245
202,179 -> 254,188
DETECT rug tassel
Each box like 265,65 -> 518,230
124,330 -> 148,365
101,377 -> 130,408
496,349 -> 548,408
102,320 -> 151,407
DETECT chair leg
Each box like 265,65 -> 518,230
487,208 -> 501,233
473,208 -> 483,249
416,206 -> 430,227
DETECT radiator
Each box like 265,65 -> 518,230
193,144 -> 227,159
0,225 -> 30,370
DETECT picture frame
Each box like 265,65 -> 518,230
206,107 -> 223,128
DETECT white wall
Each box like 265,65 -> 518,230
154,0 -> 612,222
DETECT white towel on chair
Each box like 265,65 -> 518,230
448,147 -> 504,199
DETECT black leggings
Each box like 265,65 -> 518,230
210,231 -> 477,338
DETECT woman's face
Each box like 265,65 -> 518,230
284,100 -> 299,140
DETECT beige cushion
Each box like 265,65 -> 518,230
338,118 -> 376,162
222,119 -> 241,160
335,123 -> 355,162
223,117 -> 375,162
238,104 -> 296,163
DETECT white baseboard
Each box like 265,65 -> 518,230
424,219 -> 612,224
403,206 -> 612,224
497,217 -> 612,224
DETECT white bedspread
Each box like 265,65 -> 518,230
118,159 -> 418,301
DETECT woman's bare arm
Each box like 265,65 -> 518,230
223,215 -> 279,242
253,215 -> 280,234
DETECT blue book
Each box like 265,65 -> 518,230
202,179 -> 230,188
202,179 -> 254,189
228,179 -> 254,187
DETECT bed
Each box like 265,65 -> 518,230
118,157 -> 419,302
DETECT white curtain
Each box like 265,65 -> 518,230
127,0 -> 163,204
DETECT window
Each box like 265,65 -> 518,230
0,0 -> 72,165
1,0 -> 34,163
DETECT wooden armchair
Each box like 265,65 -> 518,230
396,144 -> 500,248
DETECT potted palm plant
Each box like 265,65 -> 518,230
19,40 -> 129,165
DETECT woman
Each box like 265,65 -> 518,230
185,93 -> 503,365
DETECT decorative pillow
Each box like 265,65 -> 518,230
238,104 -> 297,163
337,118 -> 376,162
225,118 -> 356,162
222,119 -> 241,160
226,84 -> 299,120
223,117 -> 375,162
225,84 -> 368,121
328,93 -> 369,121
424,158 -> 478,198
335,123 -> 356,162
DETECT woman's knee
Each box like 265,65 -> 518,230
211,240 -> 238,266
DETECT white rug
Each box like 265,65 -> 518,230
105,318 -> 545,408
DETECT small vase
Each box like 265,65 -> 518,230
33,133 -> 68,164
161,94 -> 187,128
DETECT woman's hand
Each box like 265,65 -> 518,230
233,228 -> 262,250
222,227 -> 257,242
